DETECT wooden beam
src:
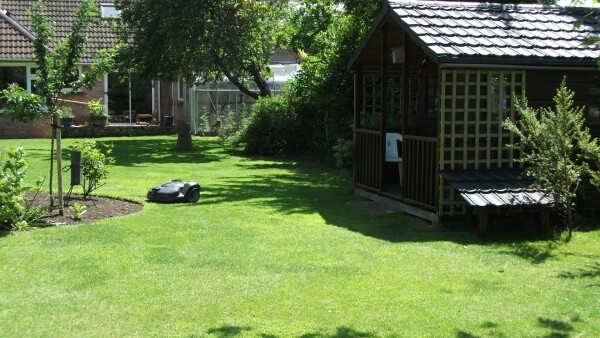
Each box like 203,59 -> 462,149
379,25 -> 389,192
538,206 -> 550,235
477,207 -> 489,238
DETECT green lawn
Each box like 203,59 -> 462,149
1,136 -> 599,337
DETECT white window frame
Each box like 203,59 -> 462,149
100,3 -> 121,19
63,65 -> 84,93
177,77 -> 184,103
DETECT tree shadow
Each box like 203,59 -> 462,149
95,137 -> 226,167
299,327 -> 376,338
497,241 -> 560,265
538,316 -> 579,338
189,326 -> 376,338
188,158 -> 557,247
456,316 -> 581,338
191,325 -> 253,338
558,262 -> 600,287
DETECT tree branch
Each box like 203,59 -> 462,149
248,61 -> 272,97
215,60 -> 259,100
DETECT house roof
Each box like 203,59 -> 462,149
0,0 -> 118,63
349,0 -> 600,69
439,169 -> 553,207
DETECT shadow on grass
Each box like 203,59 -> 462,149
558,262 -> 600,286
456,316 -> 581,338
499,241 -> 559,265
184,156 -> 560,247
98,137 -> 226,167
190,326 -> 376,338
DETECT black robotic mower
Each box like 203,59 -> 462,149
147,180 -> 201,203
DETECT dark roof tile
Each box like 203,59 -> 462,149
439,169 -> 553,207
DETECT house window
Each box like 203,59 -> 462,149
0,66 -> 36,111
100,3 -> 120,19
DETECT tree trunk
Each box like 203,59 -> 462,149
49,126 -> 55,208
54,114 -> 64,215
175,122 -> 193,151
247,61 -> 271,97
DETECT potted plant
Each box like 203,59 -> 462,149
88,99 -> 108,127
59,106 -> 74,127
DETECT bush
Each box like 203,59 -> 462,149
332,138 -> 354,170
0,84 -> 45,123
218,104 -> 250,139
229,95 -> 306,156
72,140 -> 115,198
0,147 -> 44,230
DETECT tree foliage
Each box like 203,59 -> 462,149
0,0 -> 116,214
504,78 -> 600,241
0,147 -> 44,230
284,0 -> 382,158
115,0 -> 286,99
72,140 -> 115,199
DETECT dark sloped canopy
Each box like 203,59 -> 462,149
439,169 -> 553,207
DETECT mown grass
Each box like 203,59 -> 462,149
0,136 -> 599,337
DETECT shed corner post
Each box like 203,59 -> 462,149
538,206 -> 550,235
477,207 -> 489,238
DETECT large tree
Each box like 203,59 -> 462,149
115,0 -> 287,100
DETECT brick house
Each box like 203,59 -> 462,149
0,0 -> 186,138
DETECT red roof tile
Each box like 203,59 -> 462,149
0,1 -> 118,62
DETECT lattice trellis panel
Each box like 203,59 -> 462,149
438,69 -> 525,216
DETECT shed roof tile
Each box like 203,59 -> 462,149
388,0 -> 600,66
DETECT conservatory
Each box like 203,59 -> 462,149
189,63 -> 299,135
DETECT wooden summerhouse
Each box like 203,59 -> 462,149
348,0 -> 600,232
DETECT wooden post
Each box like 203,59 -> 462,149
477,207 -> 489,238
353,71 -> 359,188
379,25 -> 389,192
538,206 -> 550,235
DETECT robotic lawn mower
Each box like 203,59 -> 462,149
147,180 -> 201,203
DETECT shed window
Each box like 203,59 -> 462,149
359,72 -> 402,130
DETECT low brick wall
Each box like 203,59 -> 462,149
62,125 -> 176,138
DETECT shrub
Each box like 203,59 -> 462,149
87,99 -> 107,117
230,95 -> 306,156
332,138 -> 354,170
72,140 -> 115,198
0,84 -> 45,123
59,106 -> 74,118
0,147 -> 44,230
218,104 -> 250,139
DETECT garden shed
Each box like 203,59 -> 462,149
348,0 -> 600,234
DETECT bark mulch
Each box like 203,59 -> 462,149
29,192 -> 142,227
